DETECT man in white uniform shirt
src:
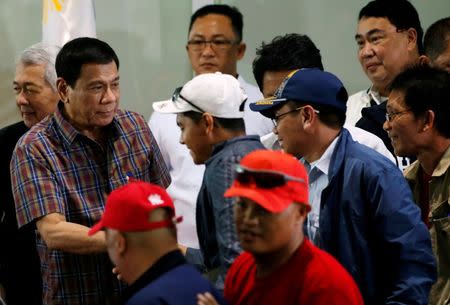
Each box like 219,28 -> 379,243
149,4 -> 271,248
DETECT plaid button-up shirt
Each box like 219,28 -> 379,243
11,105 -> 170,305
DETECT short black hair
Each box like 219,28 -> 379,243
291,101 -> 346,129
358,0 -> 424,54
424,17 -> 450,61
390,65 -> 450,138
189,5 -> 243,42
252,34 -> 323,91
56,37 -> 120,87
181,111 -> 246,133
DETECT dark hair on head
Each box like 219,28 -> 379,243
214,117 -> 245,132
56,37 -> 120,87
189,5 -> 243,42
281,100 -> 346,129
181,111 -> 203,123
390,65 -> 450,138
359,0 -> 424,54
424,17 -> 450,61
180,111 -> 246,132
252,34 -> 323,92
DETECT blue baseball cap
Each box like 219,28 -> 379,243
250,68 -> 348,117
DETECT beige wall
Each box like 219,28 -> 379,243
0,0 -> 448,128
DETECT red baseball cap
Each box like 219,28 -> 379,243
88,181 -> 182,236
224,150 -> 310,213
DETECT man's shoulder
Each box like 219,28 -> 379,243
208,136 -> 264,165
238,76 -> 262,101
348,89 -> 369,102
115,109 -> 151,133
227,251 -> 254,277
16,117 -> 54,147
129,264 -> 222,304
338,131 -> 399,174
0,121 -> 28,142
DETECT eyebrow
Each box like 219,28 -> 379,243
189,34 -> 228,40
87,76 -> 120,86
13,81 -> 42,88
354,29 -> 386,40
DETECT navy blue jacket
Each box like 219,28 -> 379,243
318,128 -> 436,305
185,135 -> 264,290
125,250 -> 226,305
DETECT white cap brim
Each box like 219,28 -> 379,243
152,98 -> 199,114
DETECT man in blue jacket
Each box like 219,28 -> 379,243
89,181 -> 226,305
250,68 -> 436,305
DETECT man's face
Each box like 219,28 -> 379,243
430,40 -> 450,73
186,14 -> 245,76
14,63 -> 59,128
273,103 -> 306,157
261,70 -> 291,98
234,197 -> 304,255
383,90 -> 422,157
60,61 -> 120,132
176,113 -> 211,164
355,17 -> 418,93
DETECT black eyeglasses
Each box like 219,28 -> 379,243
172,87 -> 205,113
187,39 -> 237,52
235,165 -> 305,189
272,106 -> 320,126
385,109 -> 411,122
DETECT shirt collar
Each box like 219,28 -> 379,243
367,86 -> 388,105
54,101 -> 121,146
304,136 -> 339,176
123,250 -> 186,303
209,135 -> 260,160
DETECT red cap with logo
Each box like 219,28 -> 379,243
88,181 -> 182,236
224,150 -> 310,213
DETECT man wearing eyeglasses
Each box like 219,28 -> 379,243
153,72 -> 264,291
197,149 -> 364,305
383,65 -> 450,305
148,4 -> 271,259
250,68 -> 436,305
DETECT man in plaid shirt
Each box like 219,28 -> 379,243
10,37 -> 170,305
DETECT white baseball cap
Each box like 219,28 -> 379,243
152,72 -> 247,119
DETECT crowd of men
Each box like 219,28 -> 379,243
0,1 -> 449,305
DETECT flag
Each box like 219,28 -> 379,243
42,0 -> 96,47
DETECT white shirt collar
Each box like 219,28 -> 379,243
308,135 -> 339,176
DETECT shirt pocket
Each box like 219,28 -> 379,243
431,199 -> 450,277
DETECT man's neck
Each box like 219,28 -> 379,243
417,138 -> 450,175
254,236 -> 303,278
303,128 -> 340,164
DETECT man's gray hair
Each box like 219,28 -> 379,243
17,42 -> 60,92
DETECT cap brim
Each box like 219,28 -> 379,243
249,97 -> 287,118
88,221 -> 104,236
225,185 -> 292,213
152,98 -> 197,114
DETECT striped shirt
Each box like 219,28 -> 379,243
10,104 -> 170,305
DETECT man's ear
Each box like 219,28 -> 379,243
301,106 -> 317,132
406,27 -> 418,52
56,78 -> 69,103
203,113 -> 215,134
420,55 -> 431,66
421,109 -> 436,133
236,42 -> 246,60
116,232 -> 127,256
